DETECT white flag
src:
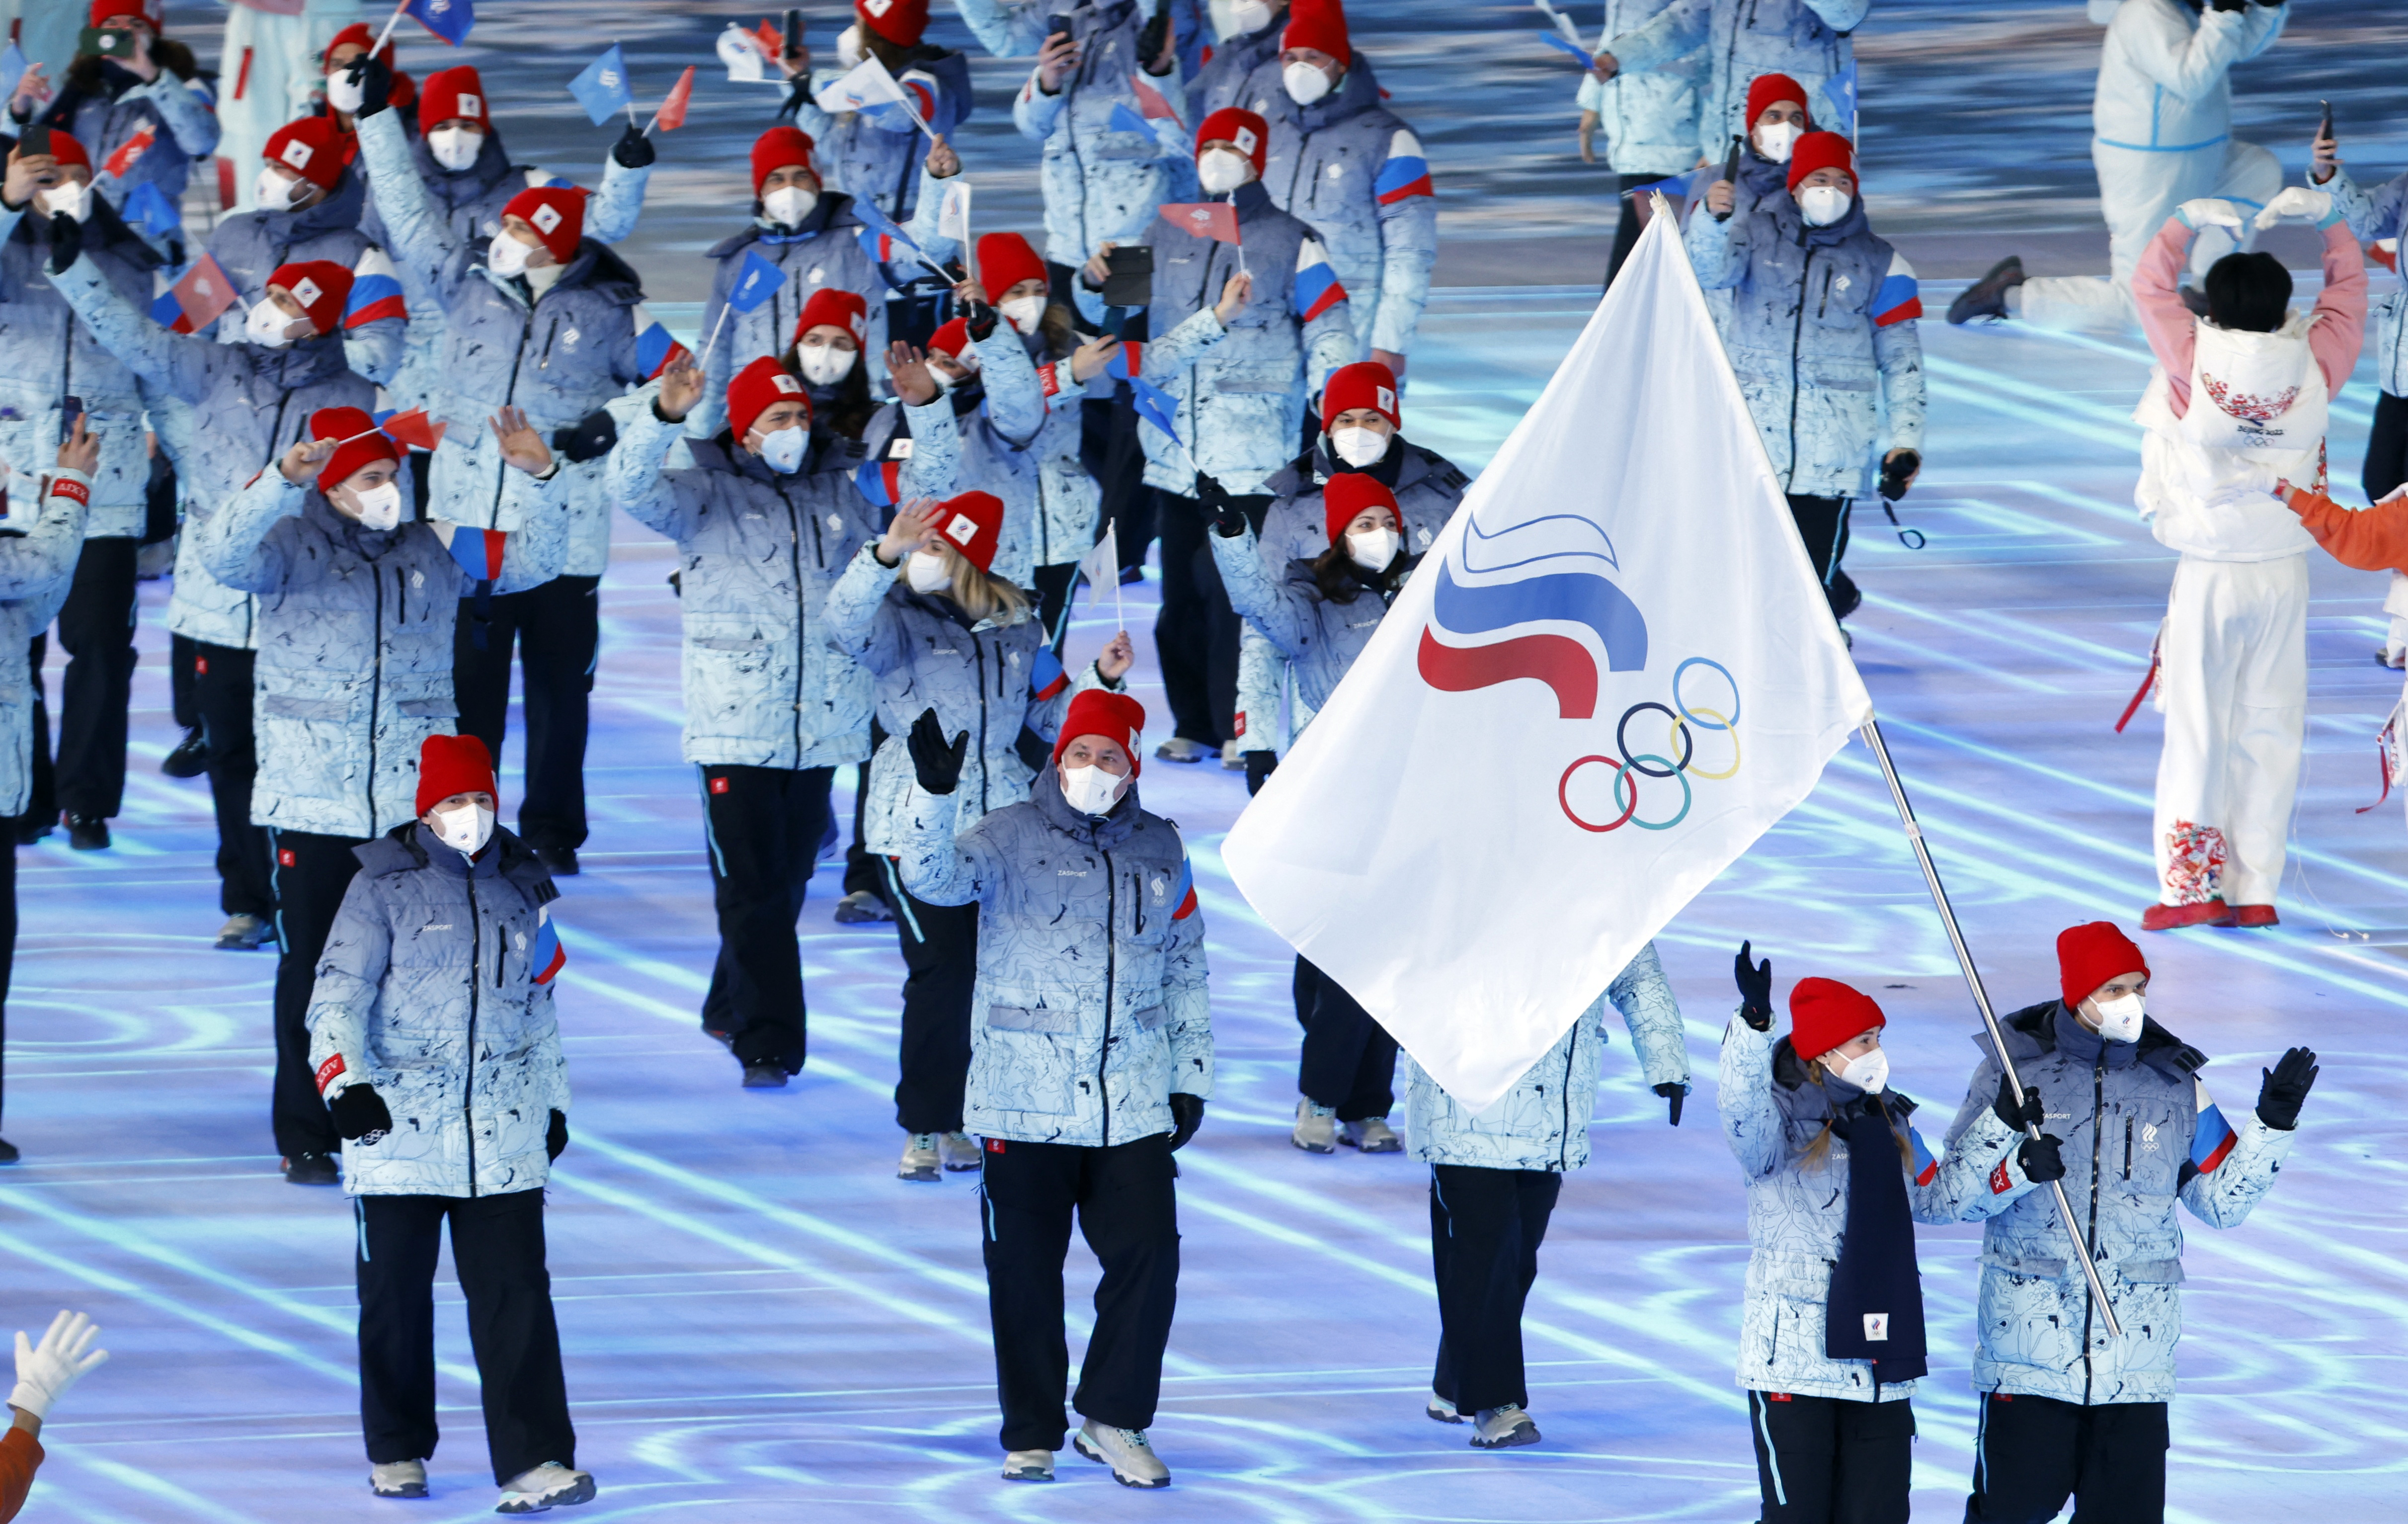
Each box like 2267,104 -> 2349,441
937,178 -> 973,245
716,24 -> 773,84
1221,202 -> 1872,1111
1079,521 -> 1119,604
814,55 -> 911,116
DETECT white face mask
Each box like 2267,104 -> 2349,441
487,230 -> 534,278
37,180 -> 91,221
428,124 -> 483,172
253,166 -> 305,212
999,293 -> 1047,333
796,343 -> 857,387
905,549 -> 953,594
1329,423 -> 1389,468
1346,525 -> 1399,571
836,23 -> 864,69
1197,148 -> 1252,196
1059,762 -> 1127,816
1829,1046 -> 1889,1096
429,799 -> 495,856
2089,991 -> 2145,1044
346,479 -> 403,531
1228,0 -> 1276,36
1798,184 -> 1852,228
245,298 -> 301,348
762,184 -> 817,227
753,423 -> 808,474
1283,59 -> 1334,106
1754,120 -> 1802,164
325,67 -> 365,114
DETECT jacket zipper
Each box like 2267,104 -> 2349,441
972,640 -> 991,816
367,563 -> 384,830
1099,843 -> 1117,1144
463,868 -> 482,1197
1556,1037 -> 1576,1170
486,301 -> 538,524
2123,1114 -> 2134,1180
1785,233 -> 1814,493
780,484 -> 805,763
2081,1053 -> 2105,1403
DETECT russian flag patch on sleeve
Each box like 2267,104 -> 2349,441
529,905 -> 566,985
1291,237 -> 1346,322
1373,129 -> 1434,205
2188,1078 -> 2236,1175
1169,857 -> 1197,920
1030,646 -> 1067,700
1909,1128 -> 1940,1188
1874,251 -> 1923,327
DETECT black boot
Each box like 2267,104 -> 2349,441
161,726 -> 208,779
1947,255 -> 2025,325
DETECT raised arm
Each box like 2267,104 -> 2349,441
587,149 -> 651,244
973,320 -> 1046,442
342,247 -> 410,387
132,71 -> 221,157
354,108 -> 464,307
823,540 -> 905,664
2119,0 -> 2258,101
892,777 -> 997,907
0,469 -> 91,597
894,394 -> 961,500
2177,1075 -> 2297,1229
1206,523 -> 1317,656
1716,1017 -> 1789,1182
954,0 -> 1053,59
2309,218 -> 2368,396
1602,0 -> 1709,76
605,401 -> 711,543
194,464 -> 306,593
48,249 -> 208,400
2134,212 -> 2203,400
1606,941 -> 1691,1092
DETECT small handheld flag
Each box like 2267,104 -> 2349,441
1159,201 -> 1239,245
123,180 -> 181,238
167,253 -> 238,335
727,249 -> 788,314
1079,520 -> 1125,633
815,55 -> 933,137
1130,71 -> 1179,121
568,44 -> 634,127
718,22 -> 774,83
647,65 -> 696,134
431,519 -> 507,581
1828,60 -> 1859,139
850,195 -> 951,283
102,125 -> 156,178
377,407 -> 447,451
529,904 -> 566,984
1109,100 -> 1153,138
1538,31 -> 1592,65
401,0 -> 473,47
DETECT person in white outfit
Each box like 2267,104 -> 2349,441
218,0 -> 366,213
1949,0 -> 2286,332
2130,188 -> 2363,931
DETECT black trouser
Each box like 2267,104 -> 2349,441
883,860 -> 977,1134
356,1189 -> 575,1485
1787,494 -> 1859,621
268,828 -> 369,1158
454,576 -> 600,852
1033,561 -> 1078,654
841,721 -> 890,905
169,631 -> 199,731
53,535 -> 138,820
0,837 -> 15,1132
1748,1389 -> 1915,1524
1429,1163 -> 1561,1416
1607,172 -> 1673,290
698,763 -> 831,1073
1153,489 -> 1272,748
980,1134 -> 1181,1453
1964,1392 -> 2167,1524
2364,389 -> 2408,504
23,636 -> 52,829
1296,956 -> 1397,1120
1290,953 -> 1317,1029
195,643 -> 271,919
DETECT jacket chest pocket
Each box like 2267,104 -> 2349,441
2113,1099 -> 2184,1193
1809,265 -> 1875,330
980,1005 -> 1079,1115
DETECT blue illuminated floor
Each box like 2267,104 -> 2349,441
2,286 -> 2404,1522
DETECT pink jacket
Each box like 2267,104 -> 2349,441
2135,214 -> 2366,416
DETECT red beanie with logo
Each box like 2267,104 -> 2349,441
1320,360 -> 1399,431
503,185 -> 585,265
268,260 -> 354,337
264,117 -> 351,191
856,0 -> 930,47
416,733 -> 497,818
1789,977 -> 1885,1064
1281,0 -> 1351,71
322,22 -> 395,71
1746,72 -> 1811,130
418,66 -> 489,132
1196,107 -> 1269,175
2056,922 -> 2147,1008
929,490 -> 1005,573
1053,690 -> 1148,777
309,406 -> 400,496
750,125 -> 816,196
793,287 -> 870,345
1323,473 -> 1399,549
1787,130 -> 1856,193
727,355 -> 810,442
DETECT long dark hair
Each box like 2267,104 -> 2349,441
781,341 -> 878,439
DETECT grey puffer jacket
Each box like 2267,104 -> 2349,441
1184,3 -> 1286,123
136,390 -> 253,649
1687,189 -> 1924,499
0,469 -> 89,814
0,201 -> 159,538
924,322 -> 1052,587
1721,1016 -> 2022,1402
307,823 -> 568,1198
200,165 -> 407,389
1607,0 -> 1866,162
1406,943 -> 1691,1171
607,396 -> 956,770
33,63 -> 220,216
1574,0 -> 1704,177
691,196 -> 890,440
896,765 -> 1210,1147
1943,1002 -> 2295,1406
195,462 -> 568,838
794,48 -> 973,222
1211,523 -> 1411,718
2328,165 -> 2408,398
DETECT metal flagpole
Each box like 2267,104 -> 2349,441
1858,716 -> 2124,1341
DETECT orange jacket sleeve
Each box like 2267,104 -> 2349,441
0,1425 -> 44,1524
2287,487 -> 2408,573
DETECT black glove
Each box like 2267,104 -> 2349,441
1733,939 -> 1772,1031
1992,1072 -> 2044,1133
2255,1045 -> 2318,1131
1243,749 -> 1277,796
2209,0 -> 2248,10
1138,4 -> 1172,67
907,706 -> 969,795
45,210 -> 80,276
1654,1081 -> 1686,1126
2017,1132 -> 2067,1183
962,298 -> 997,342
1197,474 -> 1245,537
612,122 -> 656,169
349,54 -> 393,119
327,1084 -> 394,1143
553,408 -> 618,464
1167,1093 -> 1204,1150
546,1108 -> 569,1161
1878,447 -> 1921,503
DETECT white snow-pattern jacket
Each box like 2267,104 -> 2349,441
1607,0 -> 1866,162
0,471 -> 88,814
2329,165 -> 2408,398
200,164 -> 408,390
1575,0 -> 1704,177
691,197 -> 891,440
0,202 -> 159,538
794,48 -> 972,222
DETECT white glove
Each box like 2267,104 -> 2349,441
10,1310 -> 108,1421
2177,198 -> 2246,232
2255,185 -> 2335,230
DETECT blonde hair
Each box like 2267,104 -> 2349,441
928,542 -> 1031,625
1795,1062 -> 1914,1170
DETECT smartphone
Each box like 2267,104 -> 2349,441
58,395 -> 82,445
1102,245 -> 1154,308
1045,14 -> 1075,45
782,7 -> 803,60
77,26 -> 133,59
2319,98 -> 2333,143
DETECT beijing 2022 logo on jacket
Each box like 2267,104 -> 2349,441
1417,509 -> 1742,832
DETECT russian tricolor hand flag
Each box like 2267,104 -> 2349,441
631,304 -> 689,380
1373,130 -> 1434,205
1291,236 -> 1347,322
529,904 -> 566,984
347,248 -> 408,327
1874,251 -> 1923,328
150,253 -> 238,336
431,519 -> 506,581
855,458 -> 903,508
2188,1078 -> 2237,1176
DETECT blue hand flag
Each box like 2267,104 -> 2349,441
1127,375 -> 1180,444
727,249 -> 788,313
1109,100 -> 1152,137
568,44 -> 633,126
404,0 -> 475,47
1827,62 -> 1858,129
849,195 -> 930,264
122,180 -> 181,238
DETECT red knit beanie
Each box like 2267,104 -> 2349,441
1789,977 -> 1885,1064
416,733 -> 496,818
503,185 -> 585,265
1323,473 -> 1399,549
268,260 -> 354,337
418,65 -> 488,132
309,406 -> 399,496
18,126 -> 89,175
1196,108 -> 1269,175
1320,360 -> 1399,431
750,125 -> 816,196
1281,0 -> 1351,71
929,490 -> 1005,573
322,22 -> 395,72
1746,72 -> 1811,130
2056,922 -> 2147,1008
1053,691 -> 1148,777
1787,131 -> 1856,193
856,0 -> 930,47
89,0 -> 161,30
793,287 -> 870,345
925,316 -> 972,358
264,117 -> 350,191
727,356 -> 810,442
976,232 -> 1047,299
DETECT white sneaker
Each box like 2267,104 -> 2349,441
1291,1099 -> 1337,1154
1073,1419 -> 1171,1488
899,1134 -> 940,1183
496,1462 -> 594,1512
1469,1404 -> 1540,1449
1342,1116 -> 1402,1153
939,1131 -> 982,1171
1220,739 -> 1244,770
1425,1391 -> 1463,1425
1001,1448 -> 1055,1482
1153,738 -> 1210,764
370,1458 -> 427,1497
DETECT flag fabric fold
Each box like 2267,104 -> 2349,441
430,519 -> 506,581
726,250 -> 788,314
403,0 -> 474,47
568,44 -> 633,126
651,65 -> 696,132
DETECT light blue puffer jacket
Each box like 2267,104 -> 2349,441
307,824 -> 568,1198
135,392 -> 253,649
0,470 -> 90,815
1687,190 -> 1924,498
1942,1002 -> 2294,1406
2329,166 -> 2408,397
691,197 -> 891,440
199,165 -> 408,389
606,395 -> 957,770
896,765 -> 1210,1147
1184,2 -> 1284,123
794,49 -> 973,222
194,462 -> 568,838
1210,522 -> 1410,719
45,65 -> 220,215
0,203 -> 159,538
1574,0 -> 1704,177
1607,0 -> 1866,162
1406,943 -> 1692,1172
923,320 -> 1053,587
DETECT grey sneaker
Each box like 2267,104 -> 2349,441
1153,738 -> 1210,764
1342,1116 -> 1402,1153
1291,1099 -> 1337,1154
496,1462 -> 594,1512
1469,1404 -> 1540,1449
215,912 -> 274,951
1426,1392 -> 1463,1424
833,889 -> 895,924
1074,1419 -> 1170,1488
1000,1449 -> 1055,1482
740,1061 -> 788,1089
370,1458 -> 428,1498
899,1133 -> 941,1183
939,1131 -> 982,1171
1219,739 -> 1244,770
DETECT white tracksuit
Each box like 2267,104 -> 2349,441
2017,0 -> 2284,332
217,0 -> 367,213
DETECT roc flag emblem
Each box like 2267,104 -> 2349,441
529,905 -> 566,984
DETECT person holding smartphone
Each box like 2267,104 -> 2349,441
8,1 -> 218,244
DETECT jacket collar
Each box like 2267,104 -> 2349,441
254,168 -> 369,244
1770,1034 -> 1918,1127
1767,186 -> 1871,249
1031,762 -> 1142,847
408,124 -> 517,205
378,819 -> 557,899
1293,54 -> 1382,133
1230,179 -> 1273,223
1986,999 -> 2207,1081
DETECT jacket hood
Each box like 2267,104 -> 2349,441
254,166 -> 369,244
260,328 -> 355,390
363,818 -> 558,902
1030,761 -> 1143,847
480,236 -> 646,307
1268,437 -> 1435,498
1771,1033 -> 1918,1128
1295,53 -> 1385,133
407,120 -> 516,206
1982,999 -> 2205,1082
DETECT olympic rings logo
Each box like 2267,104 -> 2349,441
1558,657 -> 1742,833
